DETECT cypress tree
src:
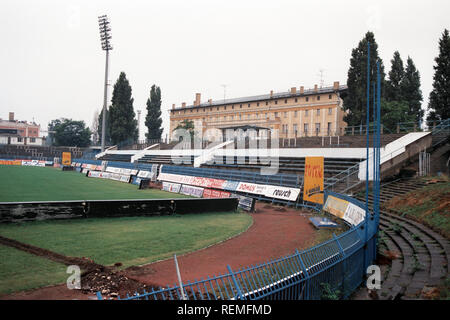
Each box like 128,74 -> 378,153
145,84 -> 163,140
427,29 -> 450,122
344,31 -> 386,127
109,72 -> 138,145
400,56 -> 424,123
386,51 -> 405,101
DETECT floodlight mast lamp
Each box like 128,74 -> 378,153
98,15 -> 112,152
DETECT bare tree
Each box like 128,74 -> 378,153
91,109 -> 100,145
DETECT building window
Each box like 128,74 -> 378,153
284,112 -> 287,118
284,99 -> 288,104
317,95 -> 321,101
224,106 -> 227,110
239,114 -> 242,120
305,110 -> 309,117
265,101 -> 268,106
232,105 -> 234,109
315,123 -> 320,135
265,113 -> 268,118
295,98 -> 298,103
274,112 -> 278,118
293,124 -> 298,136
18,137 -> 23,142
316,109 -> 320,116
294,111 -> 298,117
329,94 -> 332,99
304,123 -> 308,135
231,115 -> 234,120
30,138 -> 36,143
306,97 -> 309,102
327,122 -> 332,135
247,114 -> 250,119
257,102 -> 260,107
248,103 -> 250,107
328,108 -> 332,115
275,100 -> 278,105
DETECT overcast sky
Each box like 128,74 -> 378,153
0,0 -> 449,140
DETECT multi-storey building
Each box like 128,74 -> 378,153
169,82 -> 348,140
0,112 -> 43,145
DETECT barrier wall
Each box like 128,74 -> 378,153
0,198 -> 239,223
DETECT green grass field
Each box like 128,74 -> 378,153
0,165 -> 253,295
0,165 -> 189,202
0,244 -> 68,295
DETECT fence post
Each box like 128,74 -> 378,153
333,234 -> 346,297
227,265 -> 245,300
295,249 -> 310,300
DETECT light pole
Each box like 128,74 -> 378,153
137,109 -> 141,142
98,15 -> 112,152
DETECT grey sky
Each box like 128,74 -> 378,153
0,0 -> 449,140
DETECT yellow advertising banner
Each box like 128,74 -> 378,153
0,160 -> 22,166
62,152 -> 72,166
303,156 -> 324,204
323,195 -> 349,219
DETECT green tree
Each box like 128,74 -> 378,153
344,31 -> 386,127
427,29 -> 450,123
400,56 -> 423,123
174,119 -> 195,141
381,100 -> 415,132
386,51 -> 404,101
109,72 -> 138,145
48,118 -> 91,147
145,84 -> 163,141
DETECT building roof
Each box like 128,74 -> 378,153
172,84 -> 348,111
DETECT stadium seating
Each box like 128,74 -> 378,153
0,144 -> 84,160
96,153 -> 134,162
202,156 -> 363,176
229,133 -> 405,149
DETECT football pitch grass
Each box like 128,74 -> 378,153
0,165 -> 253,295
0,165 -> 189,202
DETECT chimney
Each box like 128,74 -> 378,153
172,104 -> 175,110
314,84 -> 318,92
270,90 -> 273,98
9,112 -> 14,122
290,87 -> 297,95
194,93 -> 201,106
333,81 -> 340,90
299,86 -> 304,94
208,99 -> 212,104
182,102 -> 186,108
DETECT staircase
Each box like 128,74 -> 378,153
352,179 -> 450,300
